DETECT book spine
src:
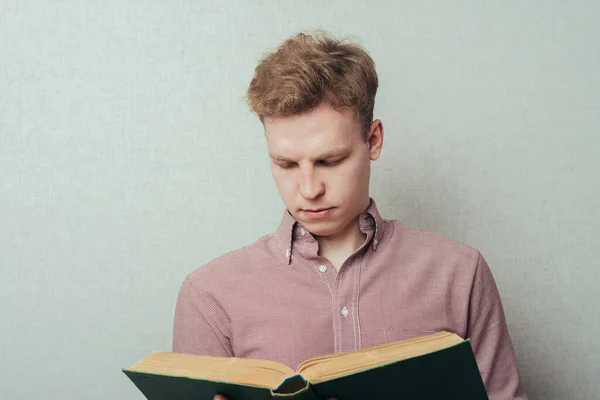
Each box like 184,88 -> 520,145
271,384 -> 319,400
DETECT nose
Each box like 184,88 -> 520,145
298,166 -> 325,200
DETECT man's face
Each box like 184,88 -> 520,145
264,103 -> 383,238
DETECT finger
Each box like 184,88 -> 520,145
214,395 -> 228,400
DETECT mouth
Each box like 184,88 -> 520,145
302,207 -> 334,220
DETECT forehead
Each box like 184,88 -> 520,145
264,105 -> 361,157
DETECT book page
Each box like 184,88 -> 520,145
126,351 -> 295,389
297,331 -> 464,382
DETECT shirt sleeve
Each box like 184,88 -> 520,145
467,252 -> 528,400
172,276 -> 233,357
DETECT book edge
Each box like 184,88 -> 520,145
309,339 -> 472,384
122,368 -> 275,390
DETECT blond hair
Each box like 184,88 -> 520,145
246,31 -> 378,138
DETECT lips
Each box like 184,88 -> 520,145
302,207 -> 334,220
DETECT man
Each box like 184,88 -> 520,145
173,31 -> 528,400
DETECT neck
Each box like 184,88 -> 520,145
316,217 -> 366,271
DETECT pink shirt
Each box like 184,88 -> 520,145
173,200 -> 528,399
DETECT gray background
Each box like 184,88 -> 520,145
1,1 -> 598,399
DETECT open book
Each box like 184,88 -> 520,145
123,331 -> 488,399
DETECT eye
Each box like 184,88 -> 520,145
319,159 -> 343,167
277,162 -> 298,169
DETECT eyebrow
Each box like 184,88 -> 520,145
269,148 -> 349,162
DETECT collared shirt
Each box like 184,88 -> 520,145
173,200 -> 528,400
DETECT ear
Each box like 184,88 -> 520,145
366,119 -> 384,161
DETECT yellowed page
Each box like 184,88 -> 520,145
125,351 -> 295,389
297,331 -> 463,382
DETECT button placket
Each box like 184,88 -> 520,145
333,254 -> 364,353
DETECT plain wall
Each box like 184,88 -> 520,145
1,1 -> 598,399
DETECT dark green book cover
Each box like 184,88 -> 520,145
124,341 -> 488,400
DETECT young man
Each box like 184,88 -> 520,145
173,32 -> 528,400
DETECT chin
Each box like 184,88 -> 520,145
299,220 -> 340,237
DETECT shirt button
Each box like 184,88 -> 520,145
300,227 -> 306,236
318,264 -> 327,273
341,306 -> 349,317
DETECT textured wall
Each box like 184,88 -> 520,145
1,1 -> 598,399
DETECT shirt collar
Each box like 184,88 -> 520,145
274,198 -> 386,264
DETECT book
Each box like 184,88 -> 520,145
123,331 -> 488,400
